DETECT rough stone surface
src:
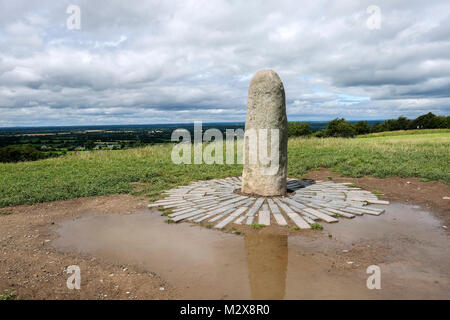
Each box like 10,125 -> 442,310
150,177 -> 388,231
241,69 -> 288,196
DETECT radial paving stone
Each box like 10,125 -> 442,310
272,197 -> 311,229
215,207 -> 248,229
258,204 -> 271,226
245,216 -> 255,225
234,216 -> 246,225
208,208 -> 236,223
148,177 -> 389,230
267,198 -> 288,226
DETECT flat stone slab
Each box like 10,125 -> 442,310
149,177 -> 389,230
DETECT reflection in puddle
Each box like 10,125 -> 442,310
52,202 -> 450,299
245,234 -> 288,299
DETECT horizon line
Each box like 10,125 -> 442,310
0,119 -> 391,129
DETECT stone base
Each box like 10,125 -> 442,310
241,173 -> 287,197
148,177 -> 389,230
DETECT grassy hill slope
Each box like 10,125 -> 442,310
1,130 -> 449,208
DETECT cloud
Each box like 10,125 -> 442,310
0,0 -> 449,126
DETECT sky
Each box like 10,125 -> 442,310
0,0 -> 449,127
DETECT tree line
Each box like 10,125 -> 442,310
0,144 -> 61,163
288,112 -> 450,138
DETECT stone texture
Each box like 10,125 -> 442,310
241,69 -> 288,196
150,177 -> 388,229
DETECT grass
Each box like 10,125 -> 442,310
164,219 -> 175,224
0,210 -> 12,216
311,223 -> 324,230
331,213 -> 340,218
160,209 -> 173,216
357,128 -> 450,138
288,132 -> 449,183
0,130 -> 449,208
0,144 -> 241,208
1,290 -> 16,300
371,190 -> 384,197
250,223 -> 266,230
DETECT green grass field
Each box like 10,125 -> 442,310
357,128 -> 450,138
1,130 -> 449,208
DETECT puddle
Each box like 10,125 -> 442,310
53,202 -> 449,299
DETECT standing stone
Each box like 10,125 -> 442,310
241,69 -> 288,196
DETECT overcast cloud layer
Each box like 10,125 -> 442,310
0,0 -> 449,126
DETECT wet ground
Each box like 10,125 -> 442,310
53,202 -> 449,299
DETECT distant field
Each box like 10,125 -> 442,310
0,130 -> 449,208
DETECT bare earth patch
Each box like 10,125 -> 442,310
0,195 -> 179,300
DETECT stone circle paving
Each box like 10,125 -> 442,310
148,177 -> 389,230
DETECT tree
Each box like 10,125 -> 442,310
395,116 -> 410,130
353,121 -> 371,135
381,116 -> 410,131
371,122 -> 387,133
312,130 -> 324,138
288,122 -> 311,137
324,118 -> 356,138
84,140 -> 95,150
437,116 -> 450,128
409,112 -> 440,129
0,144 -> 45,163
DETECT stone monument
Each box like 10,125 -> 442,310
151,70 -> 389,231
241,69 -> 288,196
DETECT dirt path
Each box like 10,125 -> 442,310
0,173 -> 449,300
0,195 -> 179,300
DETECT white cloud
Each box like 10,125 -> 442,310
0,0 -> 449,126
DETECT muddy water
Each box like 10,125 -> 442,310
53,203 -> 449,299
